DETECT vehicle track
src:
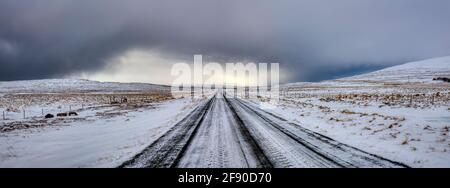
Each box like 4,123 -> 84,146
119,92 -> 408,168
120,94 -> 271,168
177,94 -> 271,168
119,97 -> 215,168
228,97 -> 409,168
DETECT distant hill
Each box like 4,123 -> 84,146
0,79 -> 169,93
286,56 -> 450,87
339,56 -> 450,83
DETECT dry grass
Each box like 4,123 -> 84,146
318,92 -> 449,108
0,92 -> 173,110
0,117 -> 91,133
0,92 -> 174,132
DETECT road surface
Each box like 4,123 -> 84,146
119,93 -> 408,168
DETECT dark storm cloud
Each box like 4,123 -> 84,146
1,0 -> 449,82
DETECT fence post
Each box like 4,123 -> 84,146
42,108 -> 44,116
2,111 -> 5,120
431,94 -> 434,105
23,109 -> 25,119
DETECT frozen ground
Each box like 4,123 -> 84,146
0,78 -> 198,167
268,56 -> 450,167
122,92 -> 406,168
342,56 -> 450,84
0,98 -> 199,167
0,79 -> 169,93
258,98 -> 449,167
0,56 -> 448,168
0,79 -> 173,131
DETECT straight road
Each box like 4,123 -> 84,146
120,93 -> 408,168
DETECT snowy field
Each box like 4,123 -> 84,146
0,98 -> 199,167
0,79 -> 169,93
260,56 -> 450,167
0,56 -> 449,168
0,79 -> 201,167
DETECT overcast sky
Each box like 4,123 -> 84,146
1,0 -> 449,83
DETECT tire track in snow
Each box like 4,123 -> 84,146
227,97 -> 341,167
229,96 -> 409,168
119,94 -> 272,168
176,94 -> 272,167
119,92 -> 408,168
119,97 -> 215,168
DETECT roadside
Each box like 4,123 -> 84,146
0,98 -> 202,167
253,85 -> 450,167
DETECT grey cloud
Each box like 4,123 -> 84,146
0,0 -> 449,82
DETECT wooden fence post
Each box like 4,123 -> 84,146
431,94 -> 434,105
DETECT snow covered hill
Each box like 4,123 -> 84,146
340,56 -> 450,83
276,56 -> 450,167
0,79 -> 169,93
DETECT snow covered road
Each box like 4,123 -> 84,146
121,93 -> 409,168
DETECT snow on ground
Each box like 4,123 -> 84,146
339,56 -> 450,84
0,56 -> 448,168
0,79 -> 169,93
0,79 -> 174,129
0,93 -> 171,125
0,78 -> 202,167
262,56 -> 450,167
260,98 -> 449,167
286,56 -> 450,87
0,98 -> 200,167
